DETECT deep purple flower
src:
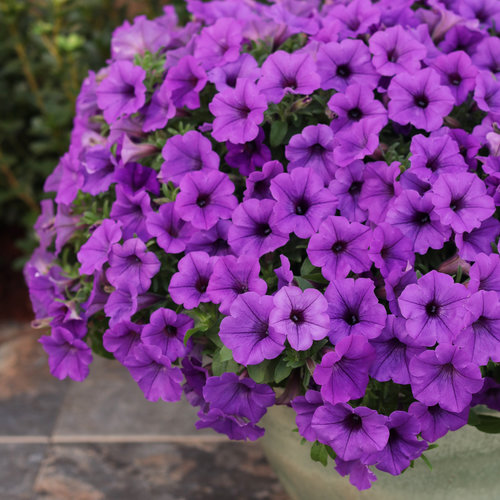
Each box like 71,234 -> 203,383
439,24 -> 484,55
313,335 -> 375,405
312,402 -> 389,461
410,343 -> 484,412
274,255 -> 293,290
325,278 -> 386,344
471,377 -> 500,411
334,457 -> 377,491
257,50 -> 320,104
333,120 -> 380,168
160,130 -> 220,186
398,270 -> 468,346
285,125 -> 336,185
431,173 -> 495,233
96,61 -> 147,124
244,160 -> 284,201
369,315 -> 426,385
163,55 -> 207,110
469,253 -> 500,296
142,79 -> 176,132
54,204 -> 80,255
398,170 -> 431,197
269,286 -> 329,352
388,68 -> 454,131
196,408 -> 264,441
459,0 -> 500,29
228,199 -> 288,257
316,39 -> 378,92
114,162 -> 159,195
270,167 -> 337,239
102,320 -> 143,363
456,217 -> 500,261
53,151 -> 83,206
208,53 -> 260,92
472,36 -> 500,75
175,170 -> 237,230
225,128 -> 271,177
82,271 -> 109,317
474,71 -> 500,115
409,402 -> 469,443
291,390 -> 323,442
39,327 -> 93,382
385,269 -> 417,316
125,344 -> 183,402
219,292 -> 285,365
307,215 -> 372,281
106,238 -> 160,294
203,373 -> 275,423
185,219 -> 233,256
369,25 -> 426,76
209,78 -> 267,144
77,220 -> 122,276
142,308 -> 193,361
81,144 -> 116,195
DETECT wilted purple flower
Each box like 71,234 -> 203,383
270,167 -> 337,239
333,120 -> 380,168
169,251 -> 215,309
410,343 -> 484,412
385,269 -> 417,316
175,170 -> 237,230
455,217 -> 500,261
34,200 -> 55,250
291,390 -> 323,442
160,130 -> 219,186
334,457 -> 377,491
53,150 -> 83,206
385,190 -> 451,254
82,271 -> 109,317
409,402 -> 469,443
325,278 -> 386,344
39,327 -> 93,382
225,128 -> 271,177
142,79 -> 176,132
81,145 -> 116,195
369,315 -> 426,385
316,39 -> 378,92
388,68 -> 454,131
228,199 -> 288,257
196,408 -> 265,441
312,402 -> 389,461
368,411 -> 427,476
77,220 -> 122,275
210,78 -> 267,144
369,25 -> 426,76
474,71 -> 500,115
219,292 -> 285,365
104,285 -> 137,325
399,170 -> 431,196
142,308 -> 193,361
471,377 -> 500,411
208,53 -> 261,92
307,215 -> 372,281
313,335 -> 375,405
126,344 -> 183,402
257,50 -> 320,103
106,238 -> 160,294
185,219 -> 233,256
54,204 -> 80,255
163,55 -> 207,110
102,320 -> 143,363
203,373 -> 275,423
96,61 -> 147,124
114,162 -> 159,195
285,125 -> 336,185
468,253 -> 500,296
274,255 -> 293,290
244,160 -> 284,201
431,173 -> 495,233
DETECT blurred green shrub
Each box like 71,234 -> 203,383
0,0 -> 172,262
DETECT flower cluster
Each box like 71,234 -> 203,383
26,0 -> 500,492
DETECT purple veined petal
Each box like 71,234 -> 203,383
103,320 -> 143,363
291,390 -> 323,442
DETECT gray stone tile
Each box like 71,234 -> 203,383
0,324 -> 70,436
34,442 -> 288,500
53,355 -> 212,437
0,443 -> 47,499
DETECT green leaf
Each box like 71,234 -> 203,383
468,413 -> 500,434
310,442 -> 328,467
274,358 -> 293,383
300,258 -> 315,276
294,276 -> 314,291
247,360 -> 276,384
270,120 -> 288,147
420,453 -> 432,470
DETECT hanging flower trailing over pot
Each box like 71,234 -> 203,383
25,0 -> 500,492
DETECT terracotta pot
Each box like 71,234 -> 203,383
259,404 -> 500,500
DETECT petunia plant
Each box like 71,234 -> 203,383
25,0 -> 500,492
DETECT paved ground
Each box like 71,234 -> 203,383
0,322 -> 288,500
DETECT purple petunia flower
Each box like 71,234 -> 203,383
431,173 -> 495,234
114,162 -> 159,196
185,219 -> 233,257
142,79 -> 176,132
77,220 -> 122,276
169,251 -> 215,309
142,308 -> 193,361
409,402 -> 469,443
106,238 -> 160,294
269,286 -> 330,351
387,68 -> 454,131
207,255 -> 267,315
291,390 -> 323,442
327,0 -> 380,39
410,343 -> 484,412
307,215 -> 372,281
325,278 -> 386,344
369,315 -> 426,385
209,78 -> 267,144
203,373 -> 275,423
385,269 -> 417,316
474,71 -> 500,115
175,170 -> 237,230
219,292 -> 285,366
313,335 -> 375,405
228,199 -> 288,257
471,377 -> 500,411
125,344 -> 183,402
257,50 -> 320,104
81,144 -> 116,195
285,125 -> 336,185
468,253 -> 500,296
333,120 -> 380,168
96,61 -> 147,124
274,255 -> 293,290
102,320 -> 143,364
334,457 -> 377,491
244,160 -> 284,201
455,217 -> 500,261
398,270 -> 468,346
225,127 -> 271,177
196,408 -> 265,441
472,36 -> 500,75
208,53 -> 261,92
39,327 -> 93,382
270,167 -> 338,239
312,402 -> 389,462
